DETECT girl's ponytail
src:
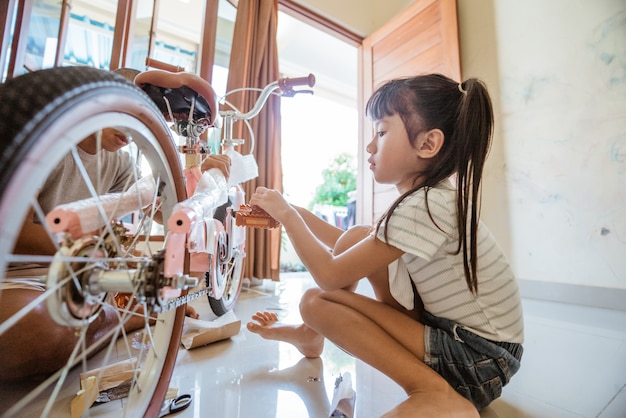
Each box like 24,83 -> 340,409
453,78 -> 494,293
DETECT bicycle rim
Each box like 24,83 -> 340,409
207,231 -> 245,316
0,67 -> 186,417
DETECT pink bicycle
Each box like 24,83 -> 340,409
0,66 -> 314,417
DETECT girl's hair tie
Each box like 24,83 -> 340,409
458,82 -> 467,94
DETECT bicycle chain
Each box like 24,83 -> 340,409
159,286 -> 211,312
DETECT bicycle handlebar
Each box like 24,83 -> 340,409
222,73 -> 315,122
278,73 -> 316,94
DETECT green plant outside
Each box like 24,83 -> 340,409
309,152 -> 356,209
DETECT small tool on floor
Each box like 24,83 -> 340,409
159,393 -> 192,417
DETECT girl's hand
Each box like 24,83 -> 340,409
249,187 -> 293,223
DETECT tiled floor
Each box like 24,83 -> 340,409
169,272 -> 626,418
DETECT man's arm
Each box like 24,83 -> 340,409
201,154 -> 231,179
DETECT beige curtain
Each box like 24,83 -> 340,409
225,0 -> 281,281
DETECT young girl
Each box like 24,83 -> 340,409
247,73 -> 524,417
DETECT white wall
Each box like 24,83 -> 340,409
297,0 -> 626,296
459,0 -> 626,291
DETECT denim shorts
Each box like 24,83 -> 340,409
422,311 -> 523,410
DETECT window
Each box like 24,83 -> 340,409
211,0 -> 236,97
63,0 -> 117,69
152,0 -> 204,71
23,0 -> 62,71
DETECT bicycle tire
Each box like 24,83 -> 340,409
0,66 -> 186,417
207,252 -> 245,316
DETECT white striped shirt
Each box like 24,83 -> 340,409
376,181 -> 524,343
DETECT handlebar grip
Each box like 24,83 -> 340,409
278,74 -> 316,91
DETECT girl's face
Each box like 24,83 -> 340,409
366,113 -> 429,194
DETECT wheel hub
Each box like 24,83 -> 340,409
46,237 -> 108,327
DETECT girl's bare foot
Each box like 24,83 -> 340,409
381,388 -> 479,418
247,311 -> 324,358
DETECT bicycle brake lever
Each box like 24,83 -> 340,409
282,88 -> 314,98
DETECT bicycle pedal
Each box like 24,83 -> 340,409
235,204 -> 280,229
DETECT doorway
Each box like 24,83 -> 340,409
276,10 -> 358,270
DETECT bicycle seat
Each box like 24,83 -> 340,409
134,70 -> 220,128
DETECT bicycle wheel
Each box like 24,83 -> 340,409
206,216 -> 245,316
0,66 -> 186,417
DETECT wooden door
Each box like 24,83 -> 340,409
357,0 -> 460,224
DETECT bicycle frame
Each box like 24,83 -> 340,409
44,71 -> 316,314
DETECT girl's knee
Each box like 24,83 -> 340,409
300,288 -> 322,307
299,288 -> 325,320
